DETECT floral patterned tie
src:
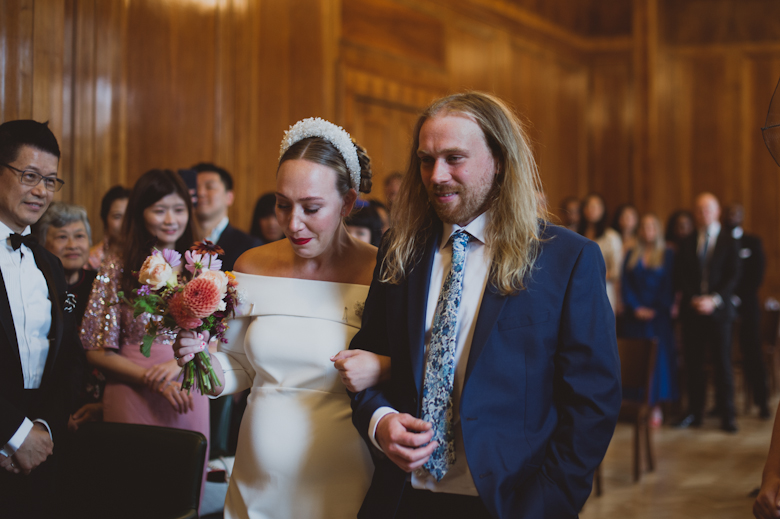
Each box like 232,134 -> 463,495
421,230 -> 470,481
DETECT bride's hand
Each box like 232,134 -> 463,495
173,330 -> 210,367
331,350 -> 391,393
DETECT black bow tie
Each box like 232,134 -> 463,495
8,233 -> 37,251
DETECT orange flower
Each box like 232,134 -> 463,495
190,240 -> 225,256
182,277 -> 223,318
169,292 -> 203,330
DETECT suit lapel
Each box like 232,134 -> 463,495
407,234 -> 438,396
30,244 -> 64,383
464,282 -> 508,384
0,268 -> 22,374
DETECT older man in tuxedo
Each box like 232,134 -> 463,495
675,193 -> 741,432
350,92 -> 621,519
0,120 -> 84,517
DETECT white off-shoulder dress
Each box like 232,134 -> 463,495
213,273 -> 373,519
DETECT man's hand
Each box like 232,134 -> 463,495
754,474 -> 780,518
0,423 -> 53,475
691,295 -> 716,315
375,413 -> 437,472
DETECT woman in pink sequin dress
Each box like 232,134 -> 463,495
80,169 -> 209,460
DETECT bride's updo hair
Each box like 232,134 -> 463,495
279,137 -> 373,197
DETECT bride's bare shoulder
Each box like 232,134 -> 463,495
233,240 -> 291,276
350,240 -> 378,285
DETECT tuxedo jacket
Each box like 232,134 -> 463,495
350,224 -> 621,519
217,224 -> 263,272
676,229 -> 741,321
0,242 -> 85,449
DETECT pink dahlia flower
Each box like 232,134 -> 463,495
169,292 -> 203,330
182,277 -> 223,318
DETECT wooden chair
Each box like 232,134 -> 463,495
62,422 -> 207,519
617,337 -> 658,482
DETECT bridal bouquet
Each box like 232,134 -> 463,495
124,241 -> 239,394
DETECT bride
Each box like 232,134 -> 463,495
174,118 -> 388,519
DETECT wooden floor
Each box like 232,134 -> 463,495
581,400 -> 777,519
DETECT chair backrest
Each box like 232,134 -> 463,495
762,308 -> 780,348
617,337 -> 658,406
62,422 -> 207,519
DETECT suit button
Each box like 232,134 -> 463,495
465,417 -> 477,421
479,471 -> 493,479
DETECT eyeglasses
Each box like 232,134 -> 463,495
1,163 -> 65,192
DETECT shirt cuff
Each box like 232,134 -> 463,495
369,407 -> 399,452
711,293 -> 723,308
32,419 -> 52,442
1,418 -> 33,457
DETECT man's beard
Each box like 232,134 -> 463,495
427,178 -> 495,225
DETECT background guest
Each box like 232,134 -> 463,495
345,202 -> 384,247
80,169 -> 209,501
578,192 -> 623,313
368,199 -> 390,235
725,203 -> 770,419
665,209 -> 695,252
87,185 -> 129,270
559,195 -> 580,231
621,213 -> 678,423
674,192 -> 740,433
613,203 -> 639,255
193,162 -> 261,271
383,171 -> 403,209
250,192 -> 284,244
34,202 -> 104,431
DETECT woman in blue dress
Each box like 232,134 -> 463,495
621,213 -> 679,410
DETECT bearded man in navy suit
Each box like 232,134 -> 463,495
0,120 -> 84,518
350,92 -> 621,519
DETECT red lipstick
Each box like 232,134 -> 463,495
290,237 -> 312,245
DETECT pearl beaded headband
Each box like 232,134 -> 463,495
279,117 -> 361,191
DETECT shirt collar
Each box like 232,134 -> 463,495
700,221 -> 721,237
439,211 -> 488,251
206,216 -> 230,243
0,220 -> 31,250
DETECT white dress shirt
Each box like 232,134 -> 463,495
697,221 -> 721,297
0,221 -> 53,457
205,216 -> 230,244
369,212 -> 490,495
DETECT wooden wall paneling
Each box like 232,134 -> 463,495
31,0 -> 65,144
446,18 -> 508,95
341,0 -> 446,68
508,38 -> 589,213
588,52 -> 633,213
743,55 -> 780,297
221,0 -> 262,232
0,0 -> 34,122
70,0 -> 97,223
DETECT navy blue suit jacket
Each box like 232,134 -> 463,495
350,224 -> 621,519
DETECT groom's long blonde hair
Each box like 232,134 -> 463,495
380,92 -> 547,296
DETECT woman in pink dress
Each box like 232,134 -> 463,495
80,169 -> 209,475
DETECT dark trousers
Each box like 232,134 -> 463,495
0,389 -> 60,519
682,314 -> 735,420
395,482 -> 493,519
738,298 -> 769,409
